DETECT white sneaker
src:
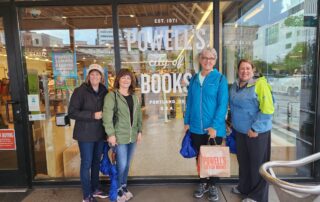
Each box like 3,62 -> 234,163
242,198 -> 257,202
117,190 -> 126,202
122,186 -> 133,200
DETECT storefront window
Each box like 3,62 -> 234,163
222,0 -> 318,177
18,6 -> 114,179
0,18 -> 18,170
118,2 -> 214,176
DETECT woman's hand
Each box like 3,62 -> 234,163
94,111 -> 102,119
137,132 -> 142,144
205,127 -> 217,138
248,129 -> 258,138
108,135 -> 117,146
184,125 -> 190,132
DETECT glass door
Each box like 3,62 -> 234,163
0,7 -> 29,187
18,5 -> 114,180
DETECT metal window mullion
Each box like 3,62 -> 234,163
313,0 -> 320,180
213,0 -> 219,70
112,1 -> 121,73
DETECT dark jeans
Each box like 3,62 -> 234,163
191,133 -> 223,185
78,140 -> 104,199
235,130 -> 271,202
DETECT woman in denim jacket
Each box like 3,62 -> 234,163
229,59 -> 274,202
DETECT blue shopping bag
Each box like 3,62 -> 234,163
226,129 -> 237,154
180,130 -> 197,158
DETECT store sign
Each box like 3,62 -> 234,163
127,28 -> 205,51
52,52 -> 77,90
148,55 -> 185,69
141,72 -> 192,94
127,28 -> 202,94
24,48 -> 47,57
0,129 -> 16,150
29,114 -> 46,121
28,94 -> 40,112
154,18 -> 178,24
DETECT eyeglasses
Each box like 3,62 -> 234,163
201,57 -> 216,61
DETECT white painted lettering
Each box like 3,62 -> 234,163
151,74 -> 161,93
141,74 -> 150,93
162,73 -> 171,93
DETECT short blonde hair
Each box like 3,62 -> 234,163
199,48 -> 218,60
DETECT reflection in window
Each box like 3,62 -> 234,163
223,0 -> 318,177
286,32 -> 292,38
19,5 -> 114,179
285,43 -> 292,49
118,2 -> 214,177
265,24 -> 279,45
0,18 -> 18,170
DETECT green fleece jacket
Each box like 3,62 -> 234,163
103,90 -> 142,144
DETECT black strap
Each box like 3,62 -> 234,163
113,91 -> 118,125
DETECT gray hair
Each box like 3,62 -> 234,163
199,48 -> 218,60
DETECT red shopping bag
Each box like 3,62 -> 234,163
198,145 -> 230,178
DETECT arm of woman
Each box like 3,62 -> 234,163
184,76 -> 194,130
68,88 -> 96,121
102,92 -> 116,137
210,75 -> 229,134
251,78 -> 274,133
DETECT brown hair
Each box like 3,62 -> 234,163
237,59 -> 255,70
114,68 -> 136,94
85,70 -> 105,86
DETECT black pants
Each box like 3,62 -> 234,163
235,130 -> 271,202
191,133 -> 223,185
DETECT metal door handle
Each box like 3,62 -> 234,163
6,100 -> 19,123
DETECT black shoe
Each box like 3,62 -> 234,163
193,183 -> 208,198
208,185 -> 219,201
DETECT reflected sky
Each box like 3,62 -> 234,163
33,29 -> 97,45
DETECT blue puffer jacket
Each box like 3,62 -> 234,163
184,69 -> 228,137
229,77 -> 274,134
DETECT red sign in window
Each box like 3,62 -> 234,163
0,129 -> 16,150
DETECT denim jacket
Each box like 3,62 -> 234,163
229,76 -> 274,134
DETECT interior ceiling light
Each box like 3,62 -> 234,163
129,15 -> 135,18
243,3 -> 264,22
29,8 -> 41,18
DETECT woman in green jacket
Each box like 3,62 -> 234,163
103,69 -> 142,202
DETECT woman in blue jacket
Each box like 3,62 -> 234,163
229,59 -> 274,202
184,48 -> 228,202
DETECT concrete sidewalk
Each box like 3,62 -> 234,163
0,184 -> 283,202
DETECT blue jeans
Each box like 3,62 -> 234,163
116,143 -> 136,189
78,140 -> 104,198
